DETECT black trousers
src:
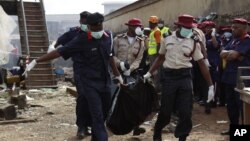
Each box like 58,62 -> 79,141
224,84 -> 243,124
192,61 -> 208,102
154,68 -> 193,138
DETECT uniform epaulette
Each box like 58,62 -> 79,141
116,33 -> 126,38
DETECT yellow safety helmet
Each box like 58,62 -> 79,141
149,16 -> 159,23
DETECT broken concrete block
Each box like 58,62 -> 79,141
10,95 -> 27,109
0,104 -> 17,120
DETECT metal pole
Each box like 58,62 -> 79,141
20,0 -> 30,55
40,0 -> 49,40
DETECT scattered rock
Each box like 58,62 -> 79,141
46,111 -> 55,115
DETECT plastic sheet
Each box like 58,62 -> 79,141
0,5 -> 19,70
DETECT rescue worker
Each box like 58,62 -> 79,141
23,12 -> 123,141
204,21 -> 221,108
113,18 -> 144,77
54,11 -> 90,48
47,11 -> 92,138
148,16 -> 161,65
158,19 -> 171,38
218,26 -> 233,107
113,18 -> 145,135
147,16 -> 162,93
143,14 -> 214,141
220,18 -> 250,135
192,21 -> 212,114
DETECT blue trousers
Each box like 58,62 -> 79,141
84,86 -> 111,141
75,77 -> 92,128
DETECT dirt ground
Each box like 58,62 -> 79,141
0,81 -> 230,141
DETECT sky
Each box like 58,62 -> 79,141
42,0 -> 137,14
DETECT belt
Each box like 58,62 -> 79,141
163,68 -> 191,75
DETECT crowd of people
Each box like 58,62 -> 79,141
23,11 -> 250,141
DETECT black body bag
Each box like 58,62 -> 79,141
106,74 -> 157,135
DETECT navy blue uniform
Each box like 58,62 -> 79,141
206,35 -> 221,82
222,34 -> 250,124
57,27 -> 82,46
56,27 -> 93,130
57,31 -> 113,141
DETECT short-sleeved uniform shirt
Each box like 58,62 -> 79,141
159,31 -> 203,69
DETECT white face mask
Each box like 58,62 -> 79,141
91,30 -> 104,39
135,27 -> 143,36
158,23 -> 164,28
81,24 -> 88,32
180,27 -> 193,38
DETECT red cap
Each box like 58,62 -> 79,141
197,23 -> 206,29
219,25 -> 232,32
174,14 -> 194,28
125,18 -> 142,26
232,18 -> 248,25
202,21 -> 216,27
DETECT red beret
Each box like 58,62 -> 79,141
125,18 -> 142,26
197,23 -> 206,29
202,21 -> 216,27
174,14 -> 195,28
232,18 -> 248,25
219,25 -> 232,32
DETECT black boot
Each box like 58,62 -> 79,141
205,102 -> 211,114
179,136 -> 187,141
76,127 -> 88,139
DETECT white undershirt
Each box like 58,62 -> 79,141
127,36 -> 135,45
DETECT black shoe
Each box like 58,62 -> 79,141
133,127 -> 146,136
198,100 -> 205,106
218,103 -> 226,107
77,127 -> 88,139
205,107 -> 211,114
221,130 -> 230,135
179,136 -> 187,141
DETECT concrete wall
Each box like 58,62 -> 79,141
104,0 -> 250,33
